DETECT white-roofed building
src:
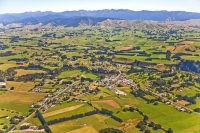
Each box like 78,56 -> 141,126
0,82 -> 6,87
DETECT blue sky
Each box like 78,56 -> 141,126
0,0 -> 200,14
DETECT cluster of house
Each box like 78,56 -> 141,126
74,99 -> 88,103
100,75 -> 134,96
173,105 -> 192,113
32,87 -> 41,92
32,86 -> 71,112
102,75 -> 133,86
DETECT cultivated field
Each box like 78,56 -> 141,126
92,100 -> 120,108
15,69 -> 46,77
43,104 -> 84,117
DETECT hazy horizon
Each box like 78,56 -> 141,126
0,0 -> 200,14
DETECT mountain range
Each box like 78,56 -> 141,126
1,9 -> 200,26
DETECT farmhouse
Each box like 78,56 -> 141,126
0,82 -> 6,87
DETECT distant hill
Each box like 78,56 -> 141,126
1,9 -> 200,26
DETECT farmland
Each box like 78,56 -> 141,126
15,69 -> 46,77
0,19 -> 200,133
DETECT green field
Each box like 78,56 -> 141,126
58,70 -> 98,80
49,114 -> 120,133
45,101 -> 82,113
134,97 -> 200,133
44,104 -> 96,122
113,111 -> 143,121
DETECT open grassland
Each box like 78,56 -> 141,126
15,69 -> 46,77
49,114 -> 120,133
6,81 -> 36,91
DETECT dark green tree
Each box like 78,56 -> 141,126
166,50 -> 171,60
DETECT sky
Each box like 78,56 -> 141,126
0,0 -> 200,14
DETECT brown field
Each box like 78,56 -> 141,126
177,100 -> 190,106
93,100 -> 120,108
180,41 -> 194,45
15,69 -> 46,77
118,45 -> 134,51
43,104 -> 84,117
0,91 -> 46,104
67,126 -> 98,133
6,81 -> 35,91
175,45 -> 189,51
0,63 -> 18,71
167,44 -> 196,52
166,46 -> 174,51
113,57 -> 133,63
146,64 -> 170,71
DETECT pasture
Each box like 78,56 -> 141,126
43,104 -> 84,117
0,91 -> 46,115
134,97 -> 200,133
6,81 -> 36,91
0,63 -> 18,71
113,111 -> 143,121
44,104 -> 95,122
